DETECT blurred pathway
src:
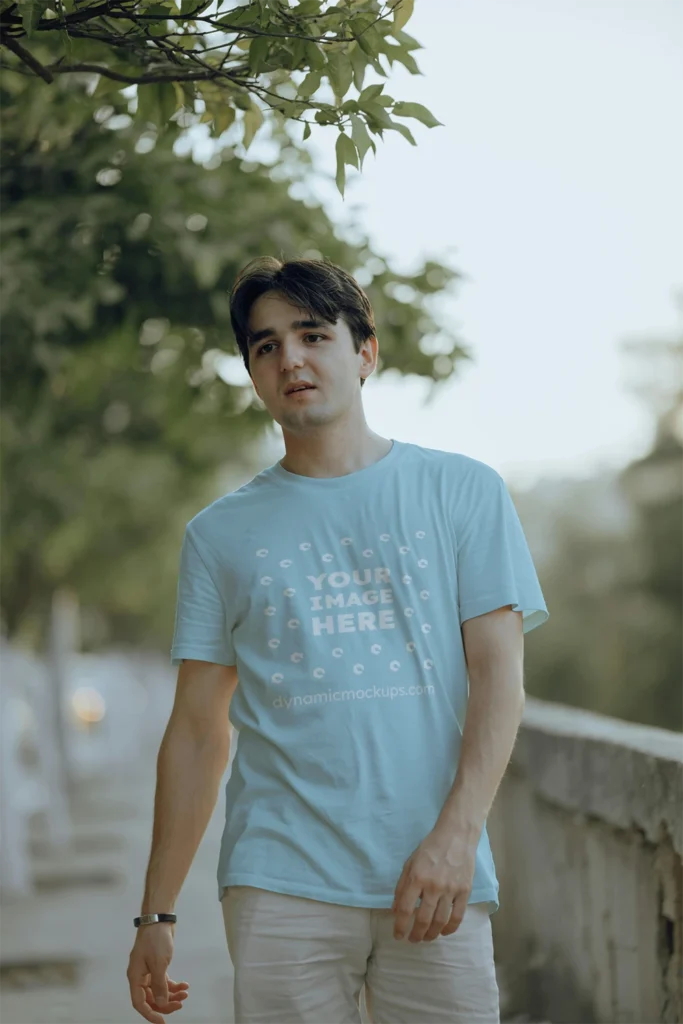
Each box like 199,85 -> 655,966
0,752 -> 234,1024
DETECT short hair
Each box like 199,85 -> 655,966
229,256 -> 376,387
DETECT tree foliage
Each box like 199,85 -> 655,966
520,326 -> 683,732
0,0 -> 442,194
616,331 -> 683,728
0,69 -> 466,646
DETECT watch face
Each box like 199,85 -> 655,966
134,914 -> 176,927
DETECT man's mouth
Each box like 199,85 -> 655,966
285,384 -> 316,395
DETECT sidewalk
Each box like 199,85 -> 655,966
0,754 -> 234,1024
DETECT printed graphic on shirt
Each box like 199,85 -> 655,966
252,529 -> 437,709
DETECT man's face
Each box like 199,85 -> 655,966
246,290 -> 377,432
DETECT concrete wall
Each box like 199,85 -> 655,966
489,698 -> 683,1024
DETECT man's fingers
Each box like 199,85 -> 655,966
393,907 -> 413,940
406,895 -> 439,943
147,982 -> 188,1002
151,968 -> 169,1006
422,895 -> 453,941
148,983 -> 188,1002
391,863 -> 409,913
131,983 -> 165,1024
441,895 -> 467,936
145,986 -> 187,1014
152,989 -> 170,1007
128,940 -> 183,1021
392,883 -> 421,939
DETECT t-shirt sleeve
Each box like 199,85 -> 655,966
170,526 -> 236,667
455,464 -> 549,634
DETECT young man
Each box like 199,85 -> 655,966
127,256 -> 549,1024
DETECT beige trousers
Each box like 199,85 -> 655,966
221,886 -> 500,1024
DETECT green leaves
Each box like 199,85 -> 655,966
325,50 -> 353,105
388,118 -> 416,145
349,41 -> 368,92
348,83 -> 440,157
355,23 -> 384,57
217,4 -> 260,28
335,131 -> 359,197
362,100 -> 394,133
137,83 -> 180,129
18,0 -> 50,37
358,83 -> 384,105
293,0 -> 322,14
140,2 -> 171,36
337,130 -> 359,169
349,113 -> 375,166
248,35 -> 271,75
297,69 -> 322,100
389,0 -> 414,31
304,40 -> 325,70
3,0 -> 442,196
213,103 -> 236,136
392,101 -> 444,128
0,69 -> 462,641
242,99 -> 264,150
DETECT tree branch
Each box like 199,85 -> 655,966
0,7 -> 356,45
1,34 -> 53,81
40,60 -> 222,83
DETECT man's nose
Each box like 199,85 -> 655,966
279,338 -> 306,371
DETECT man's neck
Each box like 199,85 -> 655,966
279,431 -> 393,479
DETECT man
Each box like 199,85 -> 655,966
127,256 -> 549,1024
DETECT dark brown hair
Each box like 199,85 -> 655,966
229,256 -> 376,387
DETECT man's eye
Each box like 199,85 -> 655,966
255,334 -> 324,356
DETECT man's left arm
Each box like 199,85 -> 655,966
392,605 -> 525,942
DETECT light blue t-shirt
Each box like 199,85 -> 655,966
171,440 -> 549,912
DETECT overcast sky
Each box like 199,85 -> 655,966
298,0 -> 683,488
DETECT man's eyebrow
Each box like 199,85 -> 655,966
246,319 -> 331,348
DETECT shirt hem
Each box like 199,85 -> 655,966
217,873 -> 499,913
170,645 -> 236,667
459,594 -> 548,634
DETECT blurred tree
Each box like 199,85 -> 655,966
617,319 -> 683,729
522,512 -> 659,723
520,310 -> 683,731
0,70 -> 467,649
0,0 -> 441,195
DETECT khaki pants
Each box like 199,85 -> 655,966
221,886 -> 500,1023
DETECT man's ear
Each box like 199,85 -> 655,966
361,334 -> 379,377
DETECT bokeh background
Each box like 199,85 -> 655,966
1,1 -> 681,1021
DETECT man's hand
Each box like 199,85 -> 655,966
127,924 -> 189,1024
391,826 -> 477,942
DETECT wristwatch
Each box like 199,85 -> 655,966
134,913 -> 177,928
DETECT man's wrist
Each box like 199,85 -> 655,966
141,894 -> 177,916
433,803 -> 484,845
134,913 -> 177,928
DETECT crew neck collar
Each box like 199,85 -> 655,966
265,439 -> 403,490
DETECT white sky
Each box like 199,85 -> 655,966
299,0 -> 683,489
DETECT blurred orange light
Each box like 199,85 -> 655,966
71,686 -> 106,725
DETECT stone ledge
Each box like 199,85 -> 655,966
512,697 -> 683,855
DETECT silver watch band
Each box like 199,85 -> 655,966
134,913 -> 177,928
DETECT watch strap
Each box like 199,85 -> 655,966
134,913 -> 177,928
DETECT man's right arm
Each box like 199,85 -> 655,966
128,659 -> 238,1024
141,658 -> 237,914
